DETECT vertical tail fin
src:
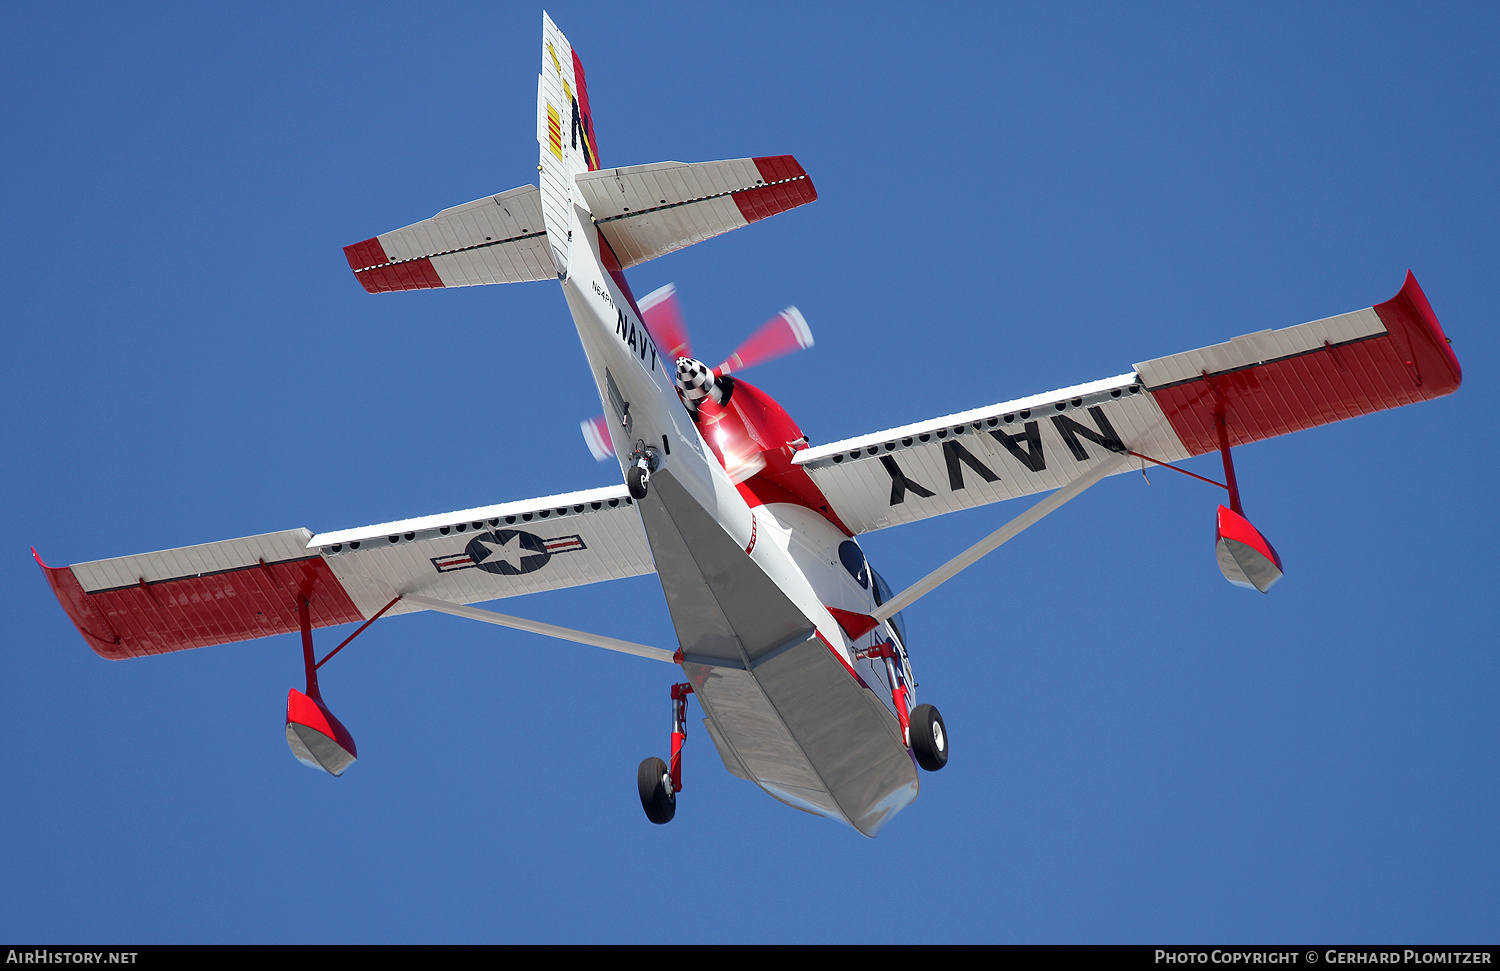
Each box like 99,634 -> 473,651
537,12 -> 601,276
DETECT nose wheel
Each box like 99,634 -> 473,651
627,464 -> 650,500
638,682 -> 693,824
627,443 -> 658,500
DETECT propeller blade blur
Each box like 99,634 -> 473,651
581,414 -> 613,462
640,283 -> 693,362
718,307 -> 812,375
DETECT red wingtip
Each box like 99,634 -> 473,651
1373,270 -> 1462,394
34,551 -> 130,659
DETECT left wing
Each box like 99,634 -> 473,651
39,485 -> 653,660
796,273 -> 1460,534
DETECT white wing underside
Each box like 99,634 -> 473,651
796,300 -> 1410,535
797,374 -> 1181,534
309,484 -> 655,618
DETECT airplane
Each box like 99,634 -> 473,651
35,13 -> 1463,837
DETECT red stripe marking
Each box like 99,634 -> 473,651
357,257 -> 446,293
733,156 -> 818,224
735,473 -> 854,537
1148,273 -> 1461,455
571,49 -> 600,170
595,230 -> 644,317
343,237 -> 389,271
826,607 -> 879,641
752,155 -> 804,183
815,629 -> 873,691
37,553 -> 364,660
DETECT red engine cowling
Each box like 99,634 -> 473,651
694,377 -> 852,535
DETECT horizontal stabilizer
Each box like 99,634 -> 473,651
576,156 -> 816,269
344,185 -> 554,292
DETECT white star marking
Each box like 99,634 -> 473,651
473,532 -> 539,572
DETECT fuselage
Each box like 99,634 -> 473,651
558,196 -> 919,834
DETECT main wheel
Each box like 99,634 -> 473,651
627,465 -> 649,500
637,756 -> 676,824
909,703 -> 948,771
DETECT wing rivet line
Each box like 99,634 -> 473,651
594,174 -> 811,226
316,490 -> 633,556
802,383 -> 1147,469
350,230 -> 547,274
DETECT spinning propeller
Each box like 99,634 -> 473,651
582,283 -> 814,461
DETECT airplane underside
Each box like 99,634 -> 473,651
35,12 -> 1459,841
637,472 -> 919,837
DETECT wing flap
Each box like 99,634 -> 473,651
576,157 -> 816,269
343,184 -> 554,293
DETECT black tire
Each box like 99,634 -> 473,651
637,756 -> 676,824
627,465 -> 649,500
909,703 -> 948,771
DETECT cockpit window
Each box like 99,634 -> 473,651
838,540 -> 869,589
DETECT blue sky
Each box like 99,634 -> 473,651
4,1 -> 1497,943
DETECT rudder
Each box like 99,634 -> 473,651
537,11 -> 601,277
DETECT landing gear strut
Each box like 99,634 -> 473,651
638,682 -> 692,824
856,640 -> 947,771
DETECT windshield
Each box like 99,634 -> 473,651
870,569 -> 907,648
838,540 -> 869,589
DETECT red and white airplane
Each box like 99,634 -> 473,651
37,14 -> 1462,836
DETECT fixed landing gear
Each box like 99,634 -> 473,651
638,682 -> 693,824
637,757 -> 674,823
626,443 -> 658,500
909,703 -> 948,771
857,640 -> 947,771
627,464 -> 650,500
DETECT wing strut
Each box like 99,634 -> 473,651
403,594 -> 676,663
871,452 -> 1130,623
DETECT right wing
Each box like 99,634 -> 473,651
39,485 -> 653,660
796,273 -> 1461,534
